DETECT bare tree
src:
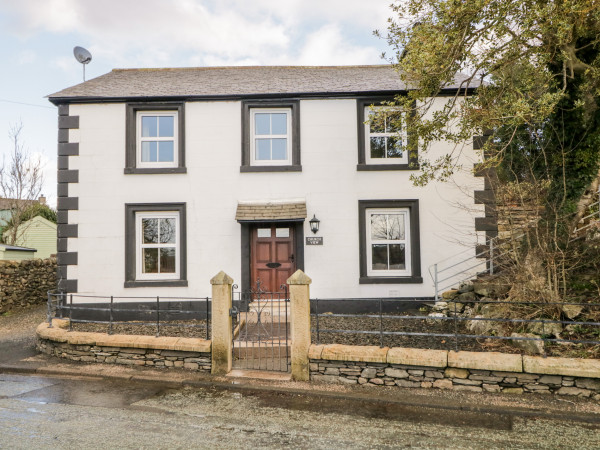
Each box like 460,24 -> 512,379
0,122 -> 44,245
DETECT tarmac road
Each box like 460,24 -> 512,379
1,373 -> 600,449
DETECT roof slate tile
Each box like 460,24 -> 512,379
48,65 -> 477,101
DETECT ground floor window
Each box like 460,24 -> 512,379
125,203 -> 187,287
359,200 -> 422,284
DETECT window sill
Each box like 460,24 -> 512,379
124,279 -> 188,288
124,167 -> 187,174
359,276 -> 423,284
357,164 -> 419,171
240,165 -> 302,173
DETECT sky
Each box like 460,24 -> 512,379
0,0 -> 394,208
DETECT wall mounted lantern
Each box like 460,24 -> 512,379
309,214 -> 320,234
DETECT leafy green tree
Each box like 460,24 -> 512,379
7,203 -> 57,226
379,0 -> 600,224
379,1 -> 600,300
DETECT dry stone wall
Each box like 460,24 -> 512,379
36,320 -> 212,372
37,339 -> 211,371
309,344 -> 600,399
310,360 -> 600,398
0,258 -> 56,313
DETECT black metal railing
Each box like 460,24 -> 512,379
47,291 -> 211,339
311,297 -> 600,355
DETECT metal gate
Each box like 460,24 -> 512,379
231,281 -> 290,372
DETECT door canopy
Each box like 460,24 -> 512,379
235,200 -> 307,222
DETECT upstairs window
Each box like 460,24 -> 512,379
138,112 -> 178,167
356,98 -> 417,171
365,107 -> 407,165
125,103 -> 186,174
241,100 -> 301,172
251,109 -> 291,165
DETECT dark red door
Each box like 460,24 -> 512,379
251,224 -> 296,293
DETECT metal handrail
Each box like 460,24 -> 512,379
430,197 -> 600,300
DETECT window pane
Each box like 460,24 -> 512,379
271,113 -> 287,134
271,139 -> 287,160
142,116 -> 158,137
141,141 -> 158,162
158,141 -> 174,162
276,228 -> 289,238
370,214 -> 388,240
257,228 -> 271,238
159,218 -> 176,244
256,139 -> 271,160
387,136 -> 403,158
158,116 -> 174,137
370,137 -> 385,158
255,113 -> 271,135
143,248 -> 158,273
142,218 -> 158,244
389,244 -> 406,270
386,113 -> 402,133
387,214 -> 405,240
368,110 -> 385,133
371,244 -> 388,270
160,248 -> 176,273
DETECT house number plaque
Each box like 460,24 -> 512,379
306,237 -> 323,245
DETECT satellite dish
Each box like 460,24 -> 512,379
73,46 -> 92,81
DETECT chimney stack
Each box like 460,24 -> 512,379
39,195 -> 46,205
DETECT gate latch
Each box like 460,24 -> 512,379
229,306 -> 239,318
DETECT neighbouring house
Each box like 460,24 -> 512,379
0,243 -> 37,261
0,196 -> 47,235
1,215 -> 57,259
47,65 -> 486,300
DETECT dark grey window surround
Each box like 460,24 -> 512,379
124,203 -> 188,288
125,102 -> 186,174
241,100 -> 301,172
358,199 -> 422,284
239,220 -> 304,293
356,97 -> 419,171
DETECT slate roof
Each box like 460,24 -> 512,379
48,65 -> 477,102
235,200 -> 307,222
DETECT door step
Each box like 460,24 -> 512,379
227,369 -> 292,381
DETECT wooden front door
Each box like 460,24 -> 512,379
251,224 -> 296,293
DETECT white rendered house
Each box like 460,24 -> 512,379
48,65 -> 487,300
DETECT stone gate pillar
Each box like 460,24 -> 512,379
287,269 -> 312,381
210,271 -> 233,375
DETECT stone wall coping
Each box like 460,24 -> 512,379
524,355 -> 600,379
308,344 -> 325,360
36,321 -> 211,353
388,347 -> 447,368
310,344 -> 600,379
449,350 -> 523,373
320,344 -> 388,363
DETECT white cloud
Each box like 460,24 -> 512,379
2,0 -> 389,68
295,24 -> 380,65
